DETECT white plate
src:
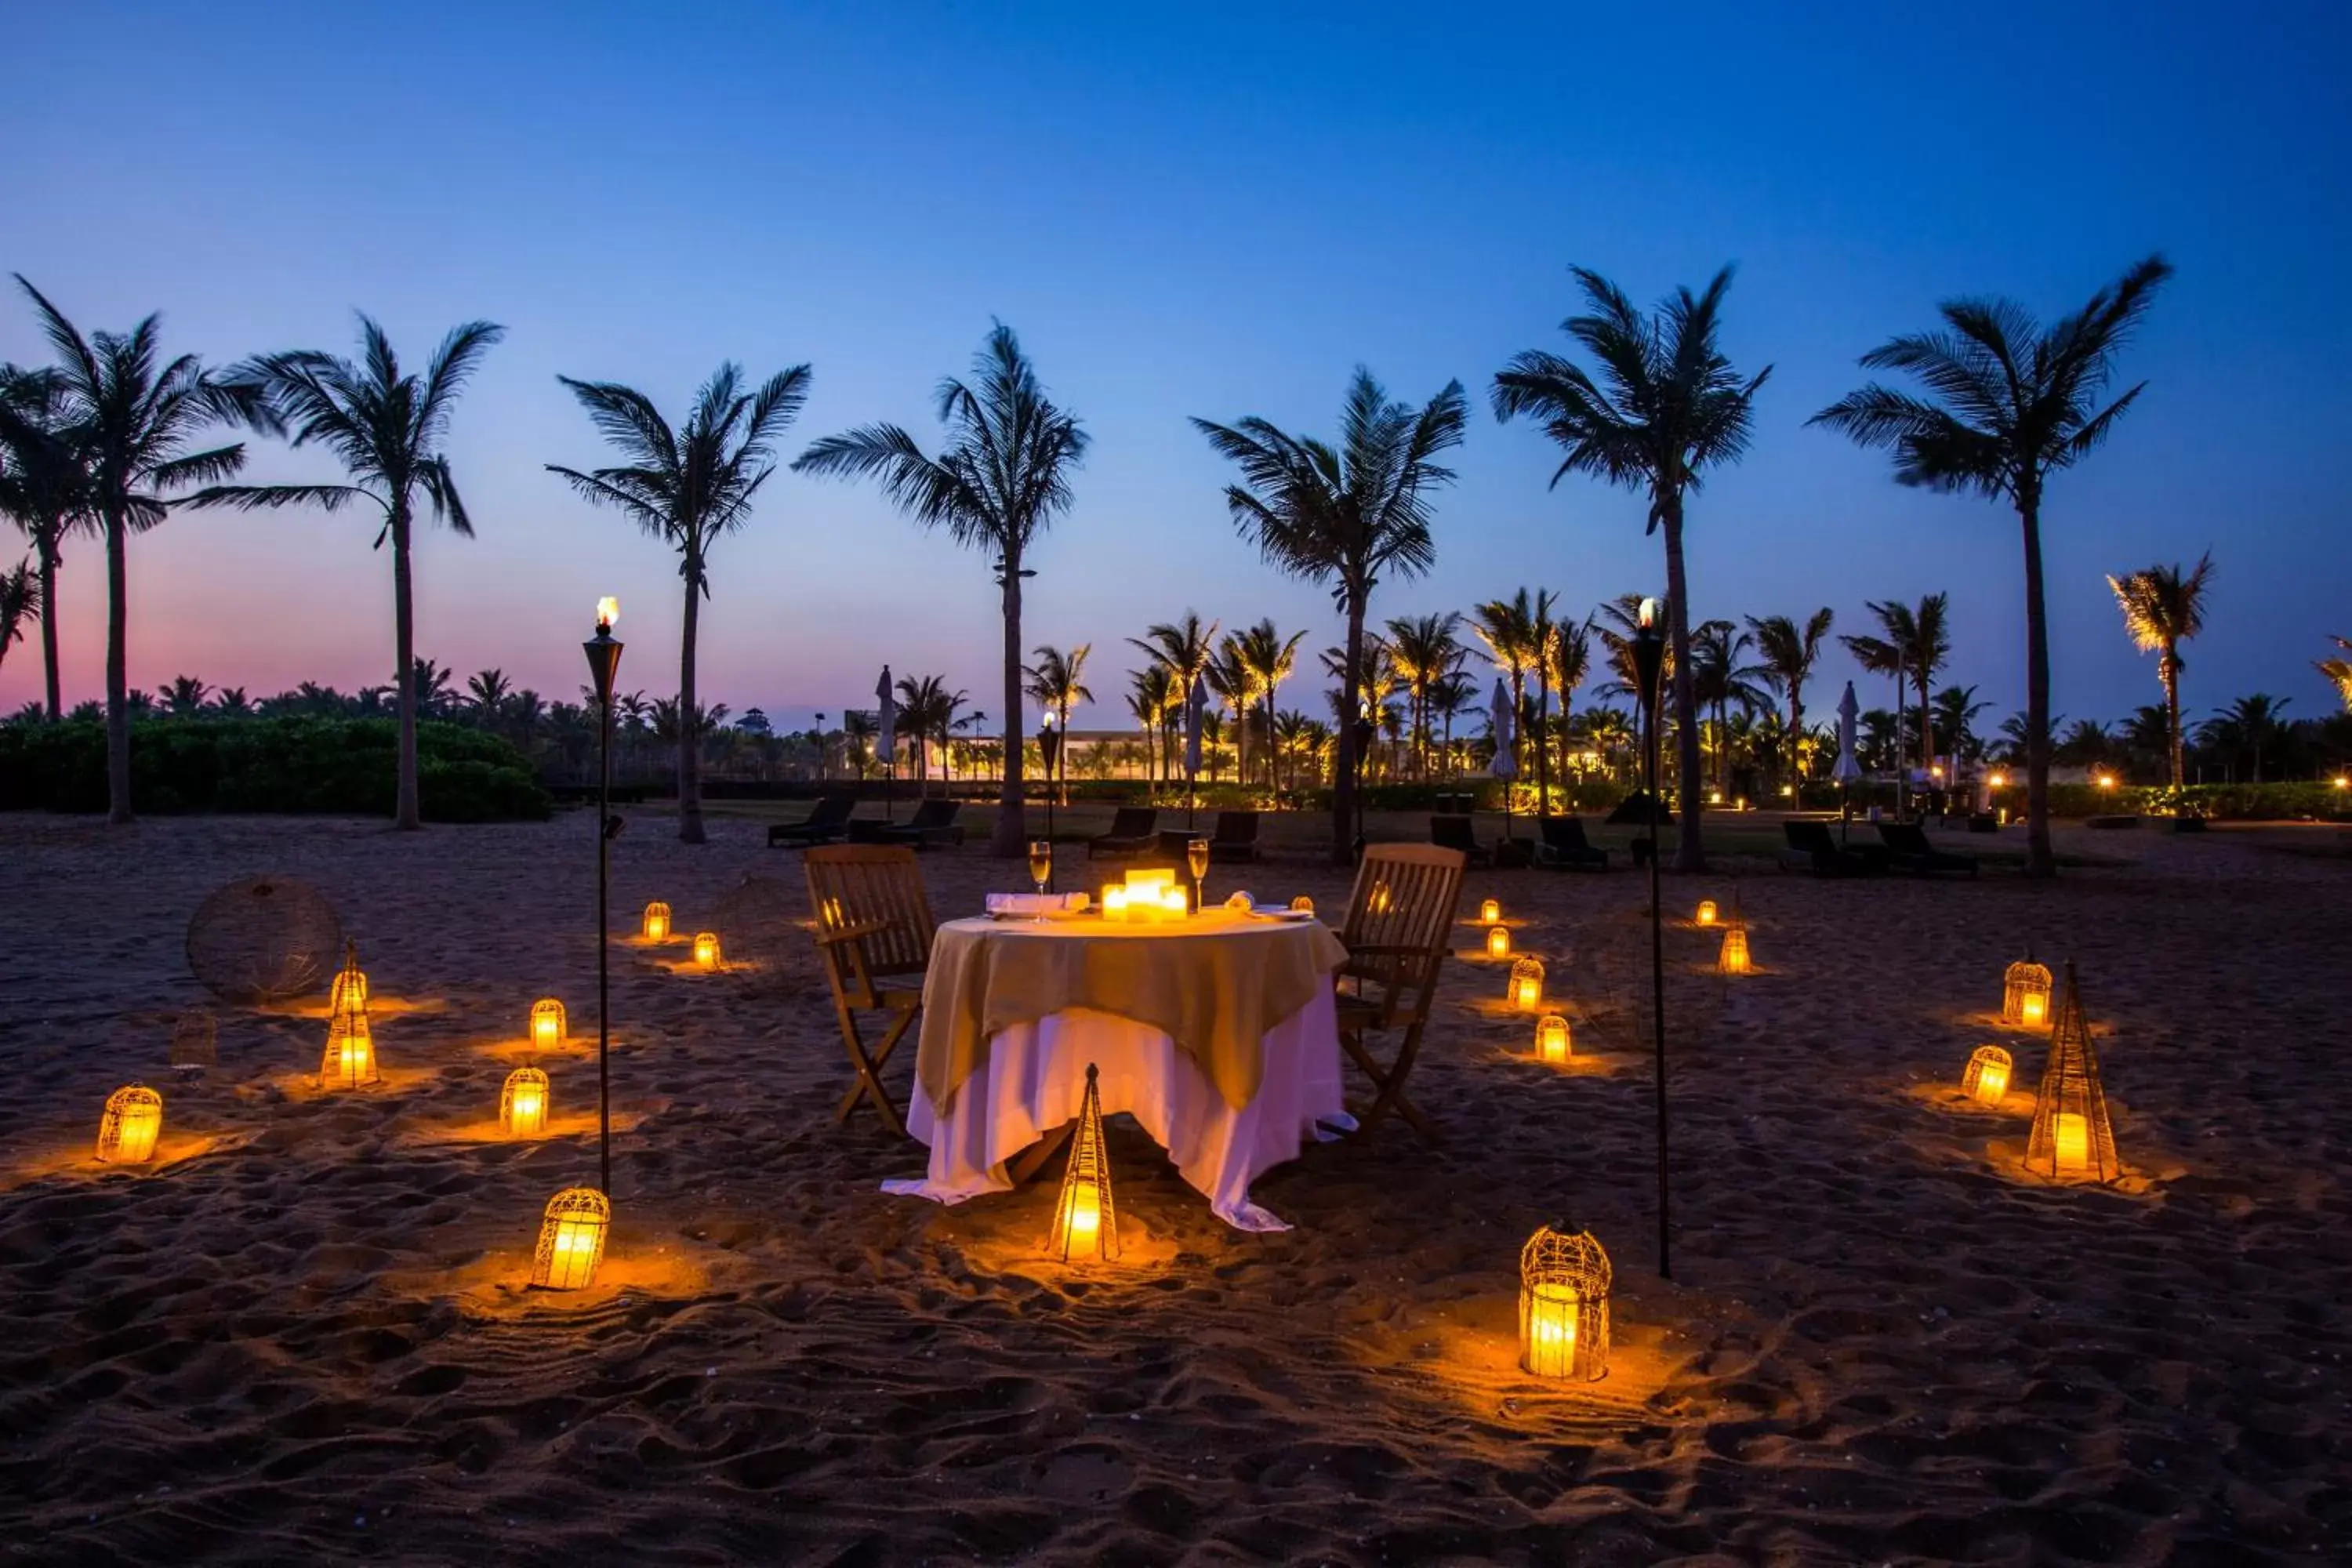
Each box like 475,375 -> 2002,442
1251,906 -> 1317,921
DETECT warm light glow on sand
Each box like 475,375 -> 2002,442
529,998 -> 565,1048
1486,925 -> 1512,959
1537,1014 -> 1571,1064
96,1085 -> 163,1164
1479,898 -> 1501,924
692,932 -> 721,970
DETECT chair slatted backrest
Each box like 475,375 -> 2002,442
1338,844 -> 1465,1026
804,845 -> 937,1004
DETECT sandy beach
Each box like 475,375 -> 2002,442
2,809 -> 2347,1564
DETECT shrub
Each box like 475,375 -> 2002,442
0,717 -> 552,821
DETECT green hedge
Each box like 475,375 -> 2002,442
2001,780 -> 2351,822
0,717 -> 553,822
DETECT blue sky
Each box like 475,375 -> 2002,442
3,2 -> 2347,739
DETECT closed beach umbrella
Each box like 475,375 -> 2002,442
1834,681 -> 1863,784
875,665 -> 897,761
1488,677 -> 1517,780
1185,672 -> 1207,778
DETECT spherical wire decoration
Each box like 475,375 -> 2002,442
184,876 -> 344,1004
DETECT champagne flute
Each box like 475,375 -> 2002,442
1028,839 -> 1053,919
1186,836 -> 1210,913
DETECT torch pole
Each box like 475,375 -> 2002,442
597,687 -> 612,1196
1633,604 -> 1671,1281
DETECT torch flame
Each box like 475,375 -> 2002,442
1638,597 -> 1661,630
596,596 -> 619,630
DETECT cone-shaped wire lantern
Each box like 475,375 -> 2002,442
1047,1063 -> 1121,1263
1963,1044 -> 2013,1105
530,998 -> 567,1049
502,1066 -> 551,1137
321,941 -> 378,1087
1519,1221 -> 1611,1381
531,1186 -> 610,1289
328,941 -> 368,1014
2002,958 -> 2053,1028
641,902 -> 671,942
96,1084 -> 164,1164
1509,956 -> 1545,1011
2024,962 -> 2118,1183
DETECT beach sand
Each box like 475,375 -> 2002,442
2,808 -> 2347,1564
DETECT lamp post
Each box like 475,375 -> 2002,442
582,597 -> 624,1198
1630,595 -> 1671,1280
1037,712 -> 1062,887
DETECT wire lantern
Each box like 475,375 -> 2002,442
641,901 -> 673,942
2002,957 -> 2053,1028
1508,956 -> 1545,1012
1047,1063 -> 1120,1263
1535,1013 -> 1572,1064
169,1009 -> 218,1072
1716,886 -> 1752,975
185,876 -> 343,1004
1519,1222 -> 1611,1381
1486,924 -> 1512,959
501,1066 -> 551,1138
531,1186 -> 610,1290
1962,1044 -> 2013,1105
2024,961 -> 2119,1183
321,941 -> 379,1088
96,1084 -> 164,1164
529,998 -> 567,1049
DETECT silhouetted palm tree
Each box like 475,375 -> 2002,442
2320,636 -> 2352,713
1227,619 -> 1308,793
1196,367 -> 1468,864
188,314 -> 501,829
0,365 -> 91,719
1385,610 -> 1463,777
0,557 -> 37,680
2200,694 -> 2292,782
162,673 -> 209,717
1746,608 -> 1835,786
1022,642 -> 1093,804
2107,550 -> 2216,788
1811,254 -> 2172,876
1932,684 -> 1992,765
550,359 -> 811,844
14,277 -> 263,822
1841,593 -> 1950,777
1493,266 -> 1769,871
1688,619 -> 1767,792
797,323 -> 1084,858
1470,591 -> 1537,784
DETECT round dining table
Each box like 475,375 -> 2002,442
881,908 -> 1350,1232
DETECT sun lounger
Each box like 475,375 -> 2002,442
1534,815 -> 1610,871
877,797 -> 965,850
1429,814 -> 1492,868
1207,810 -> 1261,864
1779,818 -> 1886,877
1874,821 -> 1978,877
1088,806 -> 1160,860
768,793 -> 856,848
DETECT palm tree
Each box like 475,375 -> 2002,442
1227,620 -> 1311,793
14,278 -> 263,822
1126,663 -> 1179,788
1840,593 -> 1950,778
1810,254 -> 2173,877
2107,550 -> 2216,788
1195,367 -> 1468,863
1746,608 -> 1835,787
796,323 -> 1085,858
1384,611 -> 1462,779
1493,266 -> 1769,871
1022,642 -> 1093,804
1546,619 -> 1591,781
2202,694 -> 2292,782
1205,633 -> 1261,786
1688,619 -> 1767,793
1130,612 -> 1219,692
0,558 -> 37,680
0,366 -> 91,719
162,673 -> 209,717
2320,636 -> 2352,713
186,315 -> 501,829
1931,684 -> 1992,767
1469,591 -> 1537,783
549,359 -> 811,844
466,666 -> 514,726
1428,667 -> 1479,779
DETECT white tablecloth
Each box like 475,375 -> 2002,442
882,989 -> 1346,1232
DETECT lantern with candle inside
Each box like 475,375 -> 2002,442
1508,955 -> 1545,1011
2002,958 -> 2053,1028
327,940 -> 368,1014
1479,898 -> 1501,925
95,1084 -> 164,1164
1518,1222 -> 1610,1381
1047,1062 -> 1120,1263
2024,961 -> 2118,1183
529,998 -> 566,1049
1694,898 -> 1719,927
1962,1044 -> 2012,1105
501,1066 -> 551,1137
641,901 -> 672,942
1535,1012 -> 1572,1064
321,953 -> 379,1087
1717,923 -> 1752,975
1100,885 -> 1130,922
691,931 -> 721,971
1486,924 -> 1512,960
530,1186 -> 610,1290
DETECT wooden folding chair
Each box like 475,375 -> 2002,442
1334,844 -> 1466,1136
803,844 -> 938,1136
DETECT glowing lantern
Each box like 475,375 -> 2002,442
1962,1044 -> 2013,1105
529,998 -> 566,1048
2025,961 -> 2118,1183
1518,1222 -> 1610,1381
1479,898 -> 1502,925
2002,958 -> 2053,1028
96,1084 -> 163,1164
1536,1013 -> 1572,1064
1694,899 -> 1718,927
692,931 -> 721,971
500,1066 -> 550,1137
1289,895 -> 1314,916
641,902 -> 672,942
1048,1063 -> 1120,1262
1717,924 -> 1752,975
1486,925 -> 1512,960
321,944 -> 379,1087
328,942 -> 368,1014
531,1186 -> 611,1290
1509,956 -> 1544,1012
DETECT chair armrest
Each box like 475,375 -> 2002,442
1344,942 -> 1438,956
815,918 -> 891,947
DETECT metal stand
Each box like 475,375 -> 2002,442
582,610 -> 626,1199
1633,604 -> 1671,1281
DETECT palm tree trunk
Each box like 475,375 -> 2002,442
1662,503 -> 1704,871
1534,665 -> 1551,814
678,562 -> 706,845
1916,669 -> 1933,776
1334,594 -> 1365,866
38,540 -> 61,720
991,552 -> 1025,858
1788,688 -> 1804,795
103,508 -> 132,824
2161,651 -> 2183,789
392,509 -> 423,830
2019,493 -> 2056,877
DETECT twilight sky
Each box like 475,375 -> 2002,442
3,2 -> 2347,738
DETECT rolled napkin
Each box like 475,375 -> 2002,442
1224,891 -> 1255,912
984,891 -> 1091,916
